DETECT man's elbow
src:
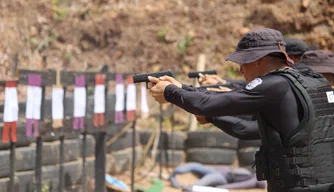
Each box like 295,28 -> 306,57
197,104 -> 223,116
186,103 -> 208,115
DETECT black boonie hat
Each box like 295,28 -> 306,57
301,50 -> 334,74
226,28 -> 293,65
285,38 -> 316,56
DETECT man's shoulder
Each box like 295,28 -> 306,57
244,75 -> 289,92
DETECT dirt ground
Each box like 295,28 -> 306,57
110,161 -> 266,192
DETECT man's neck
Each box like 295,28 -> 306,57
267,63 -> 290,72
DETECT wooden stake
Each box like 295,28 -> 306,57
189,54 -> 206,131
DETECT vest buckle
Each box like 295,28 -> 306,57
294,168 -> 301,176
276,180 -> 284,188
300,178 -> 307,187
290,157 -> 296,164
288,147 -> 296,155
274,168 -> 280,177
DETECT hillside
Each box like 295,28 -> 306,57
0,0 -> 333,124
1,0 -> 333,76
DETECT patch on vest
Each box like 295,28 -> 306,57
245,78 -> 263,90
326,91 -> 334,103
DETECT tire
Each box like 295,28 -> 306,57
238,140 -> 262,148
107,146 -> 142,173
18,161 -> 66,192
65,185 -> 82,192
43,129 -> 78,142
237,147 -> 259,166
186,131 -> 238,149
42,142 -> 59,165
64,139 -> 80,162
139,130 -> 185,150
0,177 -> 19,192
86,157 -> 95,178
106,129 -> 140,152
186,148 -> 236,165
0,150 -> 10,178
79,134 -> 95,158
42,165 -> 60,191
63,161 -> 82,186
16,146 -> 36,172
16,171 -> 34,192
149,150 -> 185,166
18,164 -> 80,192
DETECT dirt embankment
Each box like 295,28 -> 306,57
1,0 -> 333,76
0,0 -> 333,113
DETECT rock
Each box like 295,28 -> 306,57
302,0 -> 311,9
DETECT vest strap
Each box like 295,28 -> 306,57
276,146 -> 308,155
274,178 -> 318,188
277,156 -> 309,165
273,167 -> 312,177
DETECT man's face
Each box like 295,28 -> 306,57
240,62 -> 261,82
321,73 -> 334,86
289,55 -> 301,63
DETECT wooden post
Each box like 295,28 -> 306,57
35,56 -> 47,192
82,62 -> 89,192
189,54 -> 206,131
9,53 -> 19,192
59,134 -> 65,192
131,120 -> 136,192
130,70 -> 137,192
54,69 -> 66,192
94,65 -> 108,192
94,132 -> 106,192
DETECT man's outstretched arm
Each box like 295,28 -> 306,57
208,116 -> 260,140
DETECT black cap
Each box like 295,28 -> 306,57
301,50 -> 334,74
285,38 -> 316,56
226,28 -> 293,65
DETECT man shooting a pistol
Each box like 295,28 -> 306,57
147,28 -> 334,192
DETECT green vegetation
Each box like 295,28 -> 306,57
157,29 -> 167,41
52,0 -> 67,20
41,182 -> 50,192
177,34 -> 192,55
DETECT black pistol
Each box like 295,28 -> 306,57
187,70 -> 217,78
133,69 -> 174,89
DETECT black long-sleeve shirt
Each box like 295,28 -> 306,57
210,116 -> 260,140
166,75 -> 302,139
181,84 -> 260,140
224,79 -> 247,89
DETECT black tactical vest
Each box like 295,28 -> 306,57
255,68 -> 334,192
